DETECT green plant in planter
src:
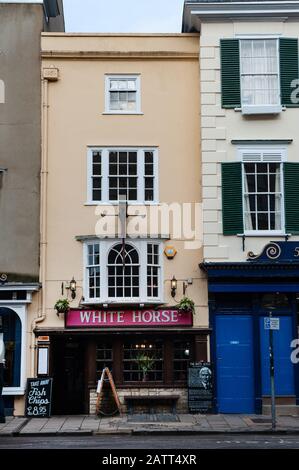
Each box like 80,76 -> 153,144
135,353 -> 156,382
54,298 -> 70,314
176,296 -> 195,315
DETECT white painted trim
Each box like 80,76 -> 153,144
239,146 -> 286,234
104,74 -> 141,114
86,147 -> 159,204
244,230 -> 285,236
82,238 -> 164,304
102,112 -> 144,116
239,38 -> 281,113
1,304 -> 27,396
235,34 -> 283,39
190,7 -> 299,16
237,145 -> 287,162
241,105 -> 282,115
0,285 -> 40,292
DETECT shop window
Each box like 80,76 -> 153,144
123,339 -> 163,383
0,309 -> 21,388
96,341 -> 113,377
173,340 -> 192,382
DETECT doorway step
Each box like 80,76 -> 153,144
262,396 -> 298,416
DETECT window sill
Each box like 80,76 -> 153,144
102,111 -> 144,115
84,201 -> 160,206
236,105 -> 283,115
81,300 -> 164,306
3,387 -> 25,396
238,232 -> 289,237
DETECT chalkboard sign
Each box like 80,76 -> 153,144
188,363 -> 213,414
25,378 -> 53,418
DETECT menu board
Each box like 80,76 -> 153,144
188,363 -> 213,413
25,378 -> 53,418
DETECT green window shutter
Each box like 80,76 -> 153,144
280,38 -> 299,107
284,163 -> 299,234
221,162 -> 243,235
220,39 -> 241,109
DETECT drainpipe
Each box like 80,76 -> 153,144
31,68 -> 55,377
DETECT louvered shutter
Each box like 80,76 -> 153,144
220,39 -> 241,109
284,162 -> 299,234
222,162 -> 243,235
280,38 -> 299,107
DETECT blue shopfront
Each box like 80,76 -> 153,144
201,242 -> 299,415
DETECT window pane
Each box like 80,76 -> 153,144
93,189 -> 101,200
129,152 -> 137,163
128,92 -> 136,102
147,244 -> 160,298
96,342 -> 113,377
247,175 -> 256,193
123,339 -> 163,382
173,340 -> 192,382
118,80 -> 127,90
110,80 -> 118,90
257,174 -> 268,192
127,80 -> 136,90
110,91 -> 119,101
127,101 -> 136,111
257,212 -> 268,230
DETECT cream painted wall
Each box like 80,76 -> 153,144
200,21 -> 299,262
41,35 -> 208,330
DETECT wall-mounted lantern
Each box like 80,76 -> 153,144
171,276 -> 177,298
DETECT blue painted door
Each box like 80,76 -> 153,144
260,316 -> 295,396
216,315 -> 255,413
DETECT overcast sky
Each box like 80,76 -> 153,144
1,0 -> 185,32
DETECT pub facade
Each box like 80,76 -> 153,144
36,33 -> 208,414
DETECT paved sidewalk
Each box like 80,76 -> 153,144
1,414 -> 299,436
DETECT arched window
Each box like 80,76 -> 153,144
0,308 -> 21,387
108,243 -> 139,299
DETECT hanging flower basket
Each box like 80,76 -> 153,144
54,298 -> 70,315
176,296 -> 195,315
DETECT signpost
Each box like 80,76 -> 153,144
264,314 -> 280,430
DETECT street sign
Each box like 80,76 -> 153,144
264,317 -> 280,331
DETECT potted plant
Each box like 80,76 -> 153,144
135,353 -> 156,382
54,298 -> 70,315
177,296 -> 195,315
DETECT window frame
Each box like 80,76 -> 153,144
86,147 -> 159,205
83,239 -> 164,304
104,74 -> 142,115
238,146 -> 286,236
236,35 -> 282,114
1,305 -> 27,396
